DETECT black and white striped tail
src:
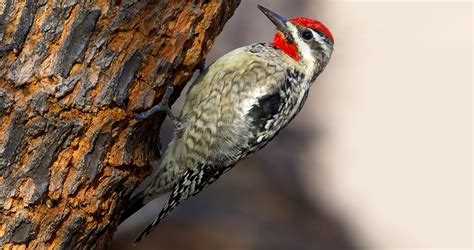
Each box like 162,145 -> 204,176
133,164 -> 230,244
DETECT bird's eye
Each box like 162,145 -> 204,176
302,30 -> 313,40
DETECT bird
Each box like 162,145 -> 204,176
122,5 -> 334,244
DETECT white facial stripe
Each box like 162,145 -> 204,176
310,29 -> 319,41
287,22 -> 316,65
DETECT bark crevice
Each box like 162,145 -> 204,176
0,0 -> 240,248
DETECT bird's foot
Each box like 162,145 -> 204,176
134,80 -> 181,128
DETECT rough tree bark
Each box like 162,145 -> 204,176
0,0 -> 240,248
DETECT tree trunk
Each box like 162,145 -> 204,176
0,0 -> 239,248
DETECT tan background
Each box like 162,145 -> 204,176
113,1 -> 472,249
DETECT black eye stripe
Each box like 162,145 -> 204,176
313,29 -> 333,44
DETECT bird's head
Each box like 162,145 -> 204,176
258,5 -> 334,69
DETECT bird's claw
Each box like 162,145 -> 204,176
134,80 -> 181,128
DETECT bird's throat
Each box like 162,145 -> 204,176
272,32 -> 301,62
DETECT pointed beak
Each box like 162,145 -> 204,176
257,5 -> 292,41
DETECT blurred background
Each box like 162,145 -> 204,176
112,0 -> 472,249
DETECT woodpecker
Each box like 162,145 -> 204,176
124,5 -> 334,244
